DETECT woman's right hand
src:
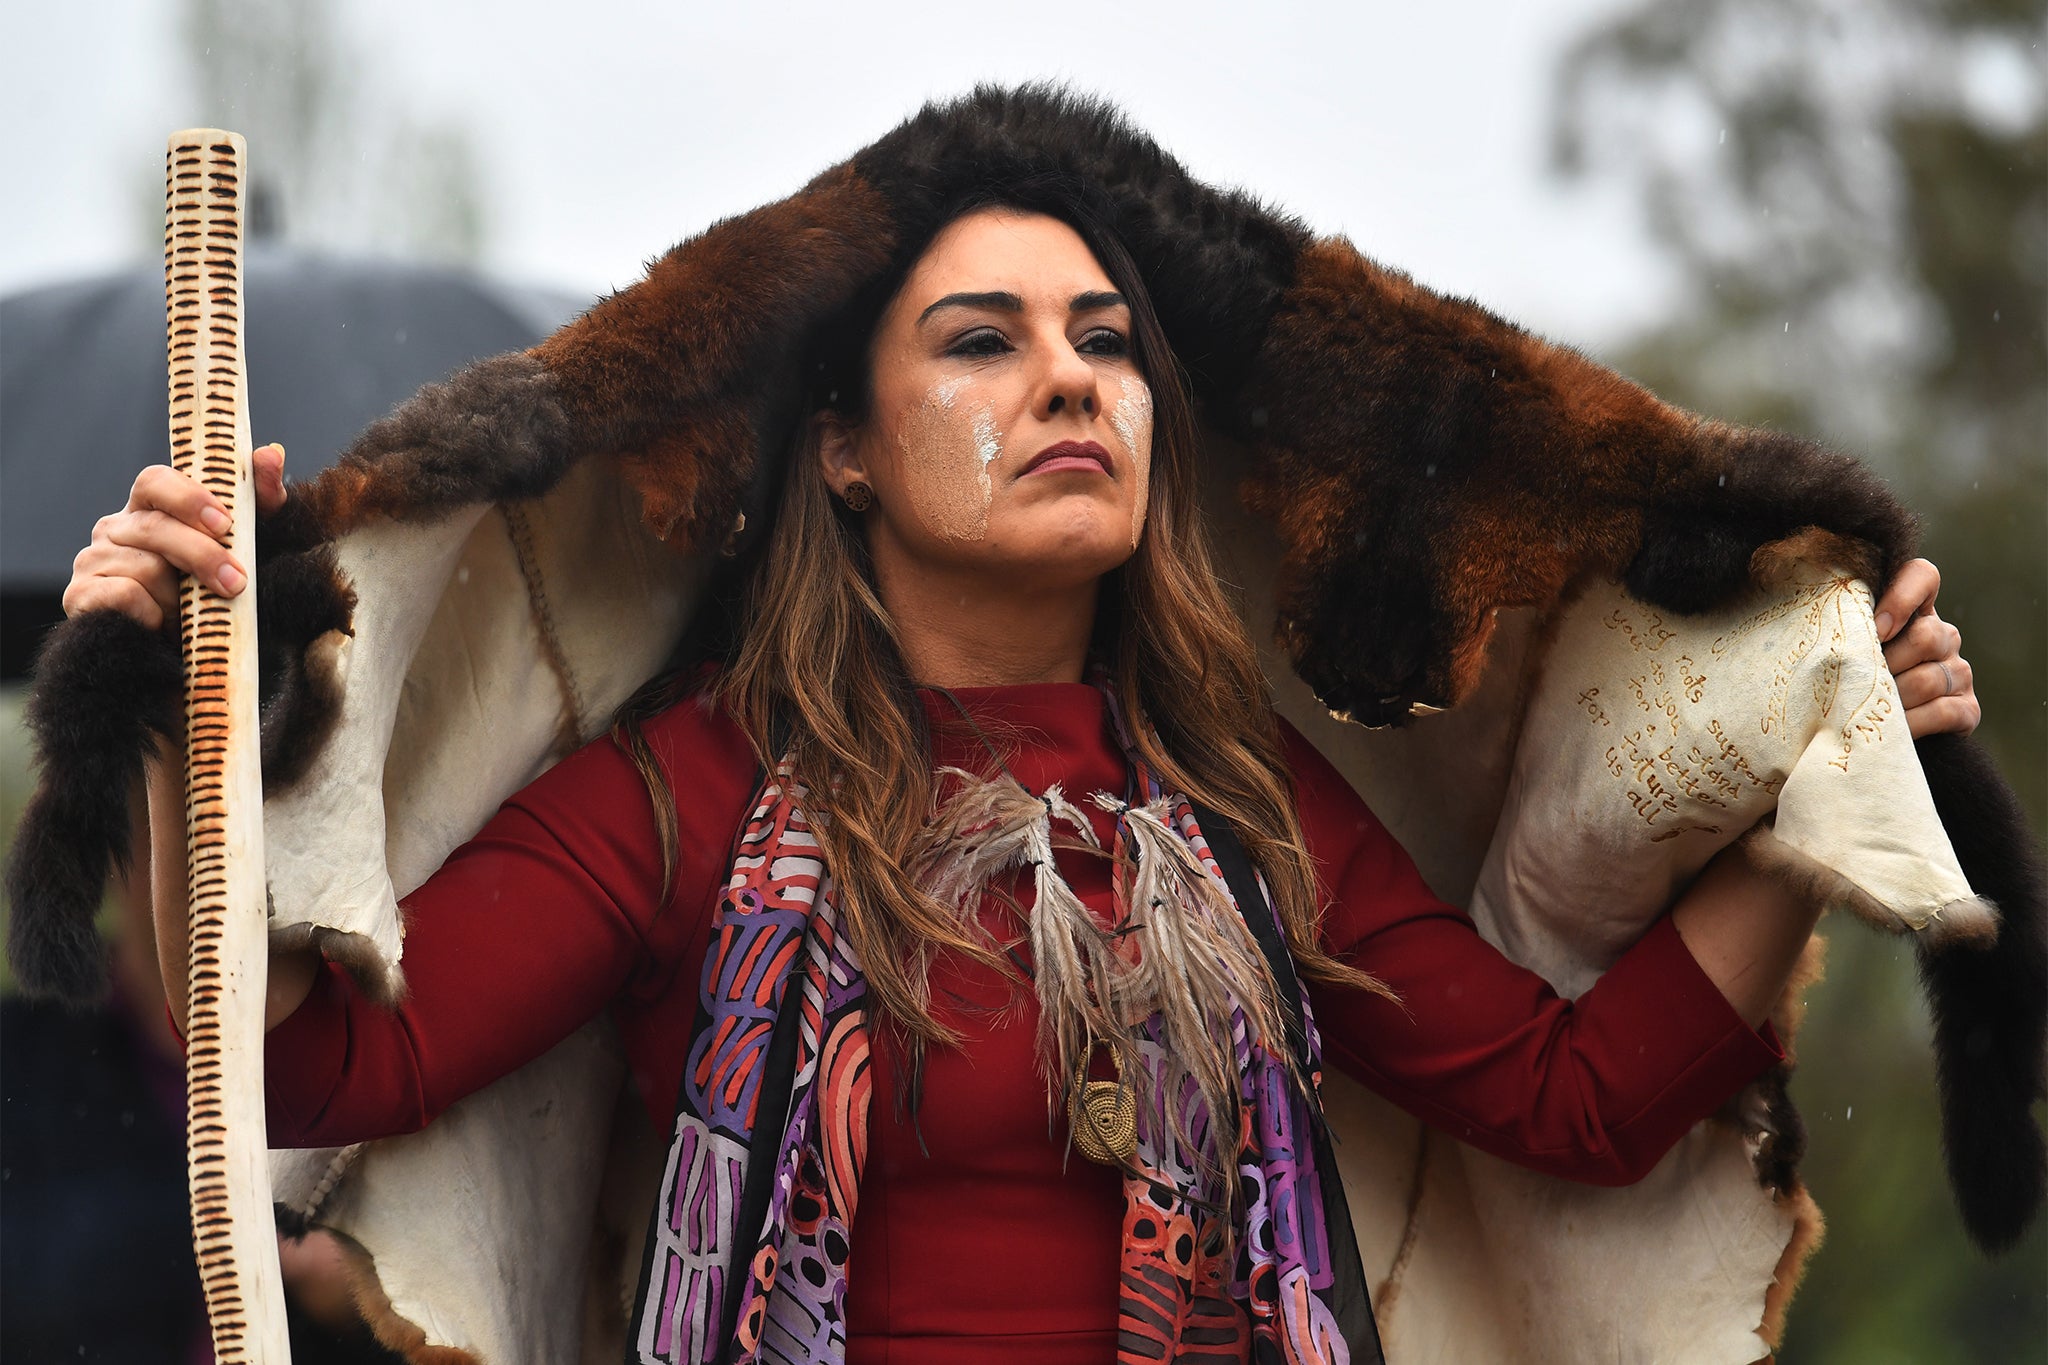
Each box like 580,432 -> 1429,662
63,443 -> 288,629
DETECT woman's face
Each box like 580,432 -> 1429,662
821,209 -> 1155,591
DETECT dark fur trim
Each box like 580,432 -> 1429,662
276,1200 -> 315,1240
1913,733 -> 2048,1254
1756,933 -> 1828,1345
3,611 -> 180,1003
271,921 -> 405,1006
1241,238 -> 1921,728
258,544 -> 357,793
271,1207 -> 462,1365
1748,1061 -> 1810,1196
1620,423 -> 1917,614
296,353 -> 572,534
1732,927 -> 1824,1196
532,168 -> 899,550
4,523 -> 357,1001
256,490 -> 336,562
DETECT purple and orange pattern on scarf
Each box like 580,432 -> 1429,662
629,766 -> 871,1364
1107,762 -> 1354,1364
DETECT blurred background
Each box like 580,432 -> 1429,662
1,0 -> 2040,1360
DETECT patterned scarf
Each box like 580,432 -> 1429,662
627,697 -> 1382,1364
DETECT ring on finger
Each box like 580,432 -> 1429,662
1937,660 -> 1956,697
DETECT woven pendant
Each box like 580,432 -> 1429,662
1069,1052 -> 1137,1167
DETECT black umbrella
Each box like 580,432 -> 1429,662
0,248 -> 585,676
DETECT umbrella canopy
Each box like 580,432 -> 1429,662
0,248 -> 584,675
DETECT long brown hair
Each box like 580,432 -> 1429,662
616,187 -> 1386,1062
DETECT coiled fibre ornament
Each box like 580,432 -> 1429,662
1070,1049 -> 1139,1167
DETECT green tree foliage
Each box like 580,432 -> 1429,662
1552,2 -> 2046,1359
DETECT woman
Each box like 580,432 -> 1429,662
66,183 -> 1983,1365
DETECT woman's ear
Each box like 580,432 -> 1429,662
815,412 -> 869,498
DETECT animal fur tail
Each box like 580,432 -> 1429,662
4,610 -> 181,1003
1914,733 -> 2048,1254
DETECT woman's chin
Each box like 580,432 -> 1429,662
981,511 -> 1140,585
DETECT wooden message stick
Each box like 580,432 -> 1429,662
165,128 -> 290,1363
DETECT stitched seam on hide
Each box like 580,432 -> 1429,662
502,501 -> 587,757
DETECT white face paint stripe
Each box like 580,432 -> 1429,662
1110,380 -> 1152,461
900,375 -> 1003,542
1111,376 -> 1154,548
972,404 -> 1002,516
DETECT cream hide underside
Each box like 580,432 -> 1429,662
266,459 -> 702,1361
263,456 -> 1985,1364
1314,569 -> 1983,1364
1281,568 -> 1983,1365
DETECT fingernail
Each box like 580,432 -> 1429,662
201,506 -> 230,535
219,563 -> 246,595
1874,611 -> 1894,639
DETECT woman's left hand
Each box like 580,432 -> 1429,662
1874,558 -> 1980,739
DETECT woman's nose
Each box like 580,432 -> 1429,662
1037,340 -> 1099,418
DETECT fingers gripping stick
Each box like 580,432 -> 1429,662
166,128 -> 289,1363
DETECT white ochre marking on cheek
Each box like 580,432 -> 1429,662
900,376 -> 1000,542
972,404 -> 1001,518
1111,377 -> 1154,548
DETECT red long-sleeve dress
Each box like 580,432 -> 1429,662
260,682 -> 1781,1363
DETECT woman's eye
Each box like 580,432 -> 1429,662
948,328 -> 1011,357
1078,328 -> 1130,357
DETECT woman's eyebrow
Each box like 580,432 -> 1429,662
916,289 -> 1129,327
918,291 -> 1024,326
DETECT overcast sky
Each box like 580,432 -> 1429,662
4,0 -> 1666,351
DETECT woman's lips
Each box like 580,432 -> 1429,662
1020,439 -> 1112,477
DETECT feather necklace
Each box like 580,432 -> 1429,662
907,688 -> 1294,1186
